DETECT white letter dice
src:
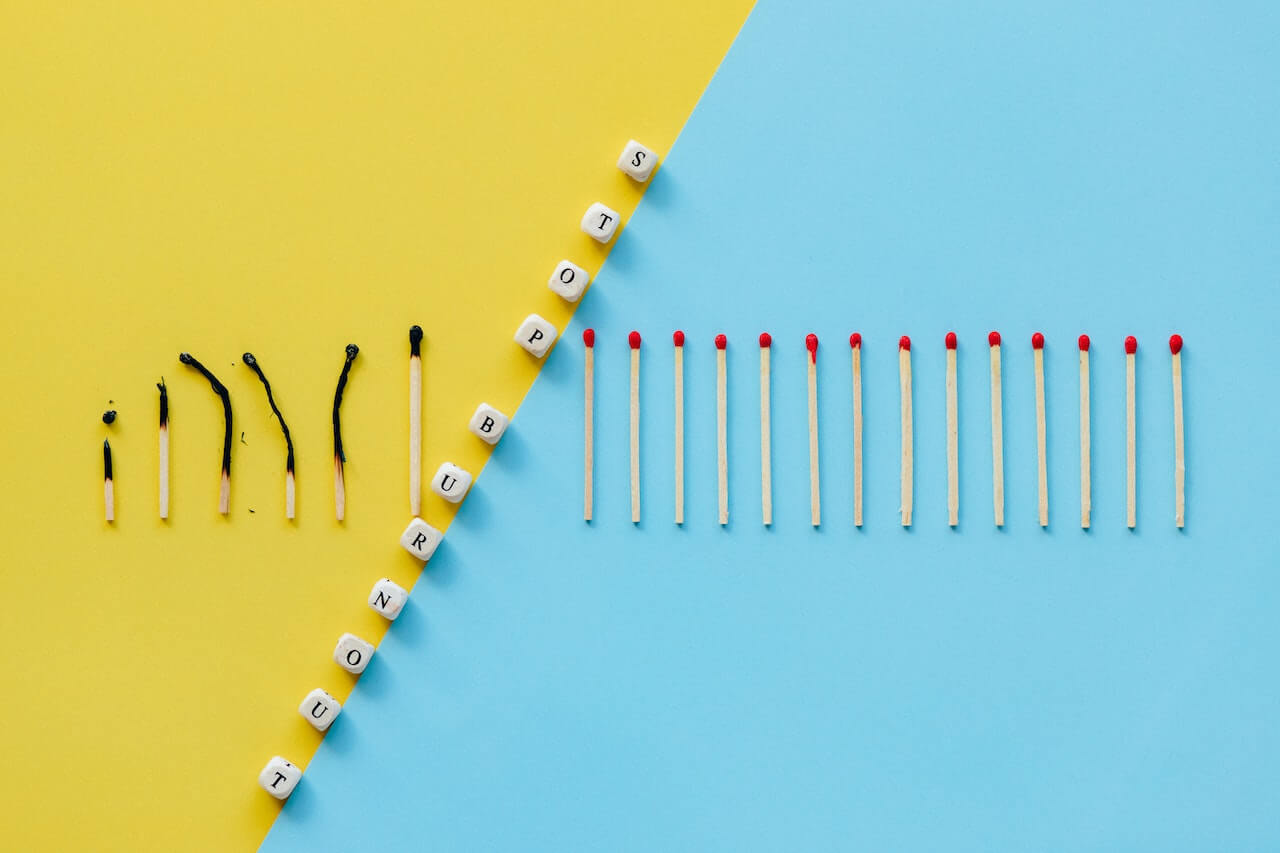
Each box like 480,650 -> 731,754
400,517 -> 443,561
548,259 -> 590,302
469,402 -> 509,445
514,313 -> 557,358
333,632 -> 374,674
298,688 -> 341,732
617,139 -> 659,182
259,756 -> 302,800
432,461 -> 472,502
581,202 -> 621,243
368,577 -> 408,621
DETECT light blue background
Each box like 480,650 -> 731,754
264,1 -> 1279,849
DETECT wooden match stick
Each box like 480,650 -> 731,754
850,333 -> 863,527
583,328 -> 595,522
945,332 -> 958,527
988,332 -> 1004,527
1125,335 -> 1137,529
242,352 -> 296,520
332,344 -> 359,522
103,438 -> 114,522
1032,332 -> 1048,527
899,335 -> 913,527
1078,335 -> 1091,529
806,333 -> 820,527
1170,334 -> 1184,528
409,325 -> 423,517
179,352 -> 232,515
157,380 -> 169,520
716,333 -> 728,526
759,333 -> 772,526
674,330 -> 685,525
629,331 -> 641,523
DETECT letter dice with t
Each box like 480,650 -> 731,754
334,632 -> 374,674
548,259 -> 590,302
469,402 -> 509,445
514,314 -> 557,358
258,756 -> 302,800
617,139 -> 659,182
368,577 -> 408,621
432,461 -> 472,502
298,688 -> 341,732
400,517 -> 443,562
581,202 -> 621,243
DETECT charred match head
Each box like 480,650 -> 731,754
102,410 -> 117,424
157,379 -> 168,427
332,344 -> 360,465
103,438 -> 113,479
409,325 -> 423,357
242,351 -> 294,475
180,351 -> 233,494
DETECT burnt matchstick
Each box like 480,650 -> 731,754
1032,332 -> 1048,527
1170,334 -> 1185,528
583,328 -> 595,522
759,332 -> 772,526
945,332 -> 958,527
242,352 -> 295,519
673,330 -> 685,525
1125,335 -> 1137,529
158,379 -> 169,520
716,333 -> 728,525
408,326 -> 423,517
1078,335 -> 1091,529
103,438 -> 114,522
332,344 -> 359,522
629,331 -> 641,523
988,332 -> 1004,527
179,352 -> 232,515
806,333 -> 820,527
102,410 -> 117,424
899,336 -> 913,527
850,333 -> 863,527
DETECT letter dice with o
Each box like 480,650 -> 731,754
298,688 -> 341,732
514,314 -> 558,358
580,202 -> 621,243
333,632 -> 374,674
617,139 -> 659,182
469,402 -> 509,445
258,756 -> 302,800
368,577 -> 408,621
548,259 -> 590,302
400,517 -> 443,562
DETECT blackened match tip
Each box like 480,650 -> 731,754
179,352 -> 193,364
242,352 -> 257,366
409,325 -> 423,356
345,344 -> 360,359
101,410 -> 117,424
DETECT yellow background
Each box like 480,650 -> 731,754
0,2 -> 751,848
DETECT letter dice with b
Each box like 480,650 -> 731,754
400,517 -> 443,562
432,461 -> 472,502
258,756 -> 302,800
298,688 -> 341,732
333,632 -> 374,674
617,139 -> 659,182
514,314 -> 557,358
368,577 -> 408,621
580,202 -> 621,243
469,403 -> 509,445
548,259 -> 590,302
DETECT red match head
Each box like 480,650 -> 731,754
849,332 -> 862,349
715,334 -> 727,350
1169,334 -> 1183,354
945,331 -> 957,350
1031,332 -> 1045,350
628,331 -> 641,349
583,328 -> 594,347
988,331 -> 1001,347
805,333 -> 818,361
1078,334 -> 1090,351
898,335 -> 911,352
1124,335 -> 1137,354
759,332 -> 771,348
673,330 -> 685,347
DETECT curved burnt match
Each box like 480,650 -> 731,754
243,352 -> 296,519
332,344 -> 360,521
180,352 -> 233,514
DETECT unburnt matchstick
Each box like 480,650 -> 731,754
1125,335 -> 1137,529
759,332 -> 772,526
1078,335 -> 1091,529
103,438 -> 114,523
899,335 -> 913,527
1032,332 -> 1048,527
988,332 -> 1004,527
945,332 -> 958,527
850,333 -> 863,527
1170,334 -> 1185,528
242,352 -> 295,519
332,344 -> 359,522
179,352 -> 233,515
629,331 -> 641,523
409,325 -> 423,517
583,328 -> 595,522
716,333 -> 728,526
673,330 -> 685,525
157,380 -> 169,520
806,333 -> 820,527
